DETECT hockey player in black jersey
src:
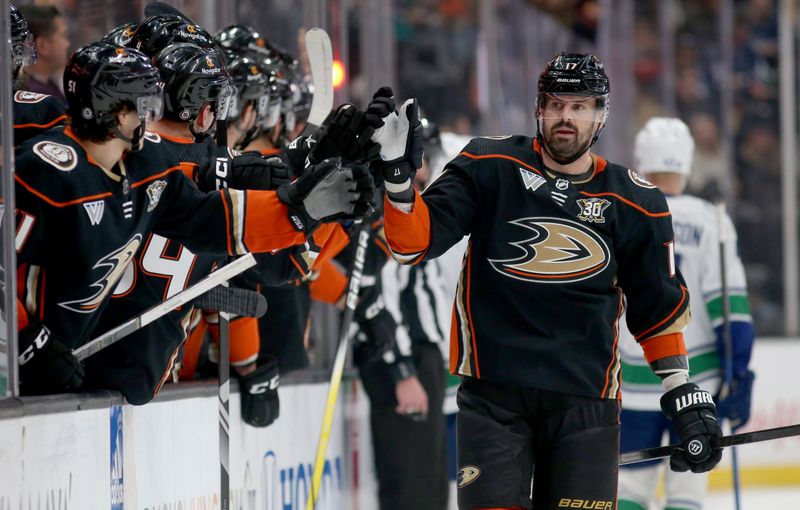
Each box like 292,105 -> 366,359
14,42 -> 375,397
377,54 -> 723,509
9,4 -> 66,146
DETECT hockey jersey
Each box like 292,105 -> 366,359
12,90 -> 66,146
383,136 -> 691,399
15,126 -> 305,353
619,195 -> 754,410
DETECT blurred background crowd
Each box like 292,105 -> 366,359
11,0 -> 788,337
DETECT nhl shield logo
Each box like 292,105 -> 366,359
33,141 -> 78,171
146,180 -> 167,212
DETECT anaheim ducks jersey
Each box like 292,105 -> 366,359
15,126 -> 305,354
383,136 -> 690,399
620,194 -> 754,410
12,90 -> 66,146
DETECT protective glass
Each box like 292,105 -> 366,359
537,93 -> 608,123
137,92 -> 164,123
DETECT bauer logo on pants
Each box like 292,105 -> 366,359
457,465 -> 481,488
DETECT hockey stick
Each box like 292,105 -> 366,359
300,28 -> 333,136
72,253 -> 257,362
218,293 -> 231,510
143,1 -> 195,22
717,202 -> 742,510
194,286 -> 267,318
306,223 -> 370,510
620,423 -> 800,465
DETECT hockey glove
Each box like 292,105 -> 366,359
197,151 -> 292,192
18,322 -> 84,395
238,356 -> 280,428
660,382 -> 723,473
371,97 -> 424,202
716,370 -> 755,430
277,158 -> 375,232
306,104 -> 384,166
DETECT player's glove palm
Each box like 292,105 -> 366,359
18,322 -> 84,395
660,382 -> 723,473
277,157 -> 375,232
371,94 -> 423,201
238,356 -> 280,427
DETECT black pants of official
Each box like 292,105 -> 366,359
358,342 -> 449,510
456,377 -> 620,510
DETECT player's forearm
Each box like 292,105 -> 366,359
639,332 -> 690,388
382,192 -> 431,265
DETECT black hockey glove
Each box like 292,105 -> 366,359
197,151 -> 292,192
18,322 -> 84,395
716,370 -> 755,430
371,97 -> 424,203
277,158 -> 375,233
238,356 -> 280,428
306,104 -> 383,166
660,382 -> 723,473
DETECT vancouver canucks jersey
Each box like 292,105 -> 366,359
15,126 -> 305,353
12,90 -> 66,146
383,135 -> 690,399
620,195 -> 754,410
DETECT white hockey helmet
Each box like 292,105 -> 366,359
634,117 -> 695,177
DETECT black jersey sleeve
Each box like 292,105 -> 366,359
615,189 -> 690,342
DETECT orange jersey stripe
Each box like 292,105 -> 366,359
640,332 -> 688,364
579,191 -> 672,218
15,174 -> 113,207
14,115 -> 67,130
635,285 -> 688,340
459,151 -> 544,176
382,192 -> 431,262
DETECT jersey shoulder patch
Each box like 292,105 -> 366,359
32,140 -> 78,171
14,90 -> 49,104
626,168 -> 657,189
143,131 -> 162,143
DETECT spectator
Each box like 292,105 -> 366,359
19,5 -> 70,104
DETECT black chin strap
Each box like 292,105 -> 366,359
112,121 -> 145,153
189,121 -> 211,143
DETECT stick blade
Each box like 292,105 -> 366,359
304,28 -> 333,130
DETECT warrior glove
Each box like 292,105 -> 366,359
660,382 -> 723,473
197,151 -> 292,192
238,356 -> 280,428
277,157 -> 375,233
18,322 -> 84,395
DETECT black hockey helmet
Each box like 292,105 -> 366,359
154,43 -> 231,124
537,52 -> 610,98
129,15 -> 217,58
224,52 -> 269,118
11,3 -> 36,80
64,42 -> 164,146
103,22 -> 139,47
215,24 -> 275,59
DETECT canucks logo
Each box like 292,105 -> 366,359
489,217 -> 610,283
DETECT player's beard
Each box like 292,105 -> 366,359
543,120 -> 594,164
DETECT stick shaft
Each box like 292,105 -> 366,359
219,301 -> 231,510
73,254 -> 257,361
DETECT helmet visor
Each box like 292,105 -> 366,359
538,93 -> 608,123
137,92 -> 164,123
12,33 -> 36,68
215,81 -> 237,121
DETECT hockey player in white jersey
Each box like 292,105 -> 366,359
618,117 -> 756,510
